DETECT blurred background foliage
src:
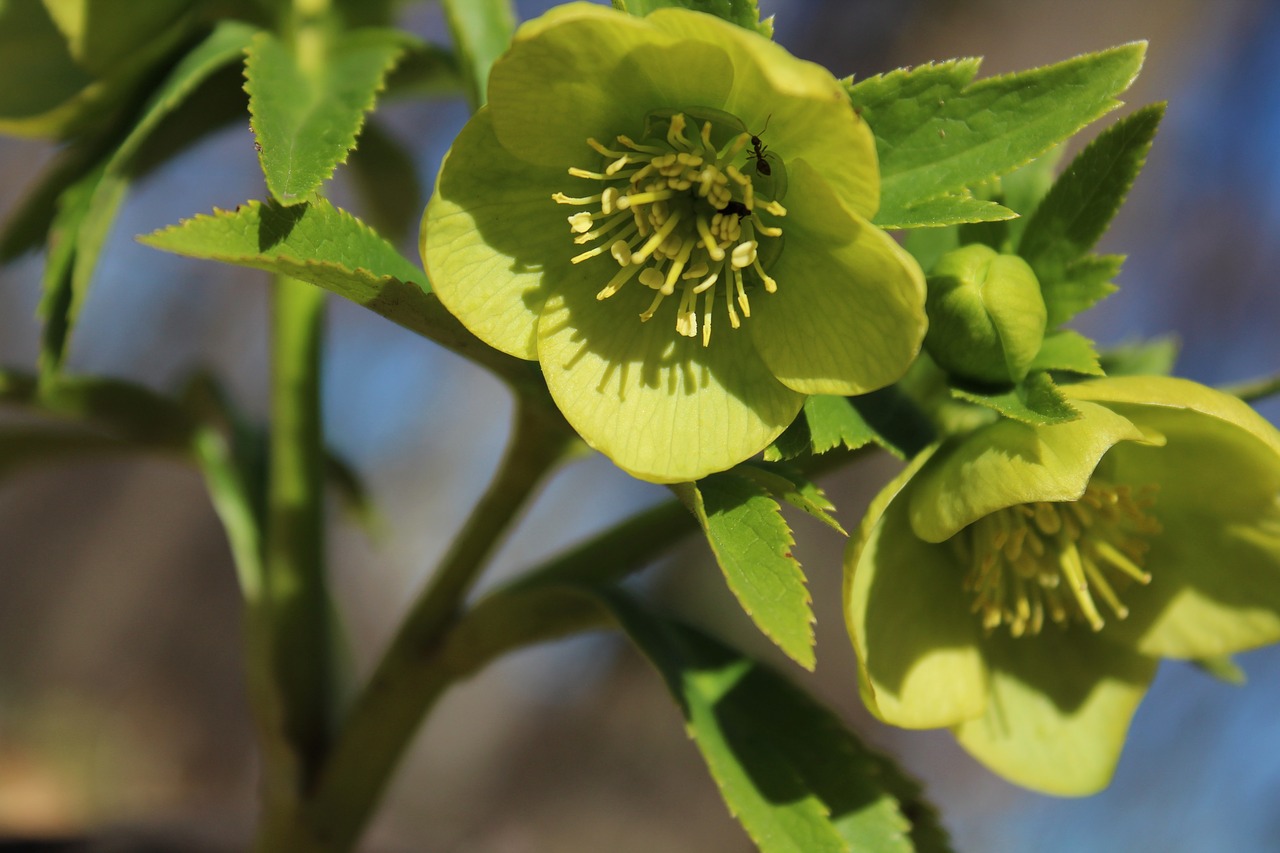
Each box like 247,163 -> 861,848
2,0 -> 1279,850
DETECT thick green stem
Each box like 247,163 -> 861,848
296,401 -> 573,850
254,276 -> 332,849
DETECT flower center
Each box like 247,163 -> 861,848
553,109 -> 786,346
954,480 -> 1161,637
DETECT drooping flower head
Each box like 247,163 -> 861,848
844,376 -> 1280,794
422,3 -> 926,483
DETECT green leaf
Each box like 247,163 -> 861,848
766,394 -> 882,462
1041,253 -> 1123,328
675,474 -> 815,670
245,28 -> 415,205
1191,655 -> 1247,686
736,462 -> 846,535
37,161 -> 124,380
441,0 -> 516,107
612,0 -> 774,37
603,592 -> 951,853
346,118 -> 423,242
951,371 -> 1080,426
109,20 -> 259,176
1017,104 -> 1164,277
1098,336 -> 1180,377
880,193 -> 1016,230
850,45 -> 1146,229
0,130 -> 117,262
139,199 -> 438,335
1030,330 -> 1103,376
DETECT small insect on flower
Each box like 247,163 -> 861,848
748,115 -> 773,176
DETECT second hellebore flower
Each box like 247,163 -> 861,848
422,3 -> 925,483
845,376 -> 1280,794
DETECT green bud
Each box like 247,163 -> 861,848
924,244 -> 1047,384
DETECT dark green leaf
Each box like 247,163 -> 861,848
37,162 -> 121,380
245,28 -> 415,205
850,45 -> 1146,229
442,0 -> 516,107
1041,253 -> 1123,328
604,592 -> 951,853
346,119 -> 423,242
1030,330 -> 1103,376
382,41 -> 464,99
612,0 -> 773,37
0,428 -> 131,479
110,21 -> 259,175
951,371 -> 1080,425
1018,104 -> 1164,277
675,474 -> 814,670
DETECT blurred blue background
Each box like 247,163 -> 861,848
1,0 -> 1279,850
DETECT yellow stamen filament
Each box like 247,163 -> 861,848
954,481 -> 1161,637
555,111 -> 786,344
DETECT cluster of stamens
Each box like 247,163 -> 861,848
552,112 -> 786,345
953,481 -> 1162,637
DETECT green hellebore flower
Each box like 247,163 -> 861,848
844,376 -> 1280,795
421,3 -> 926,483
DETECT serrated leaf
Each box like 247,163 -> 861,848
442,0 -> 515,107
951,371 -> 1080,425
1018,104 -> 1164,278
603,592 -> 951,853
998,146 -> 1065,247
766,394 -> 882,462
879,193 -> 1016,230
1041,253 -> 1123,328
735,462 -> 846,535
675,474 -> 815,670
1098,336 -> 1180,377
139,198 -> 443,333
1030,330 -> 1103,376
613,0 -> 773,37
849,45 -> 1145,229
245,28 -> 414,205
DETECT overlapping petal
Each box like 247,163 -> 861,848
845,375 -> 1280,794
423,4 -> 925,483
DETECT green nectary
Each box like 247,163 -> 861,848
844,376 -> 1280,794
421,3 -> 927,483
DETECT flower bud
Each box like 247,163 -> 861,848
924,244 -> 1047,384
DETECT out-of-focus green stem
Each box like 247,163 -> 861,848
300,401 -> 573,851
441,0 -> 516,110
1224,373 -> 1280,404
252,275 -> 332,851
